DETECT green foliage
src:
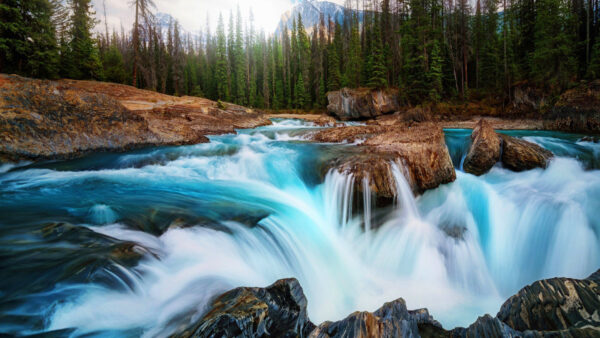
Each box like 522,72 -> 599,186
102,45 -> 126,83
2,0 -> 594,110
64,0 -> 103,80
0,0 -> 59,78
294,73 -> 306,109
367,14 -> 387,89
215,14 -> 229,101
531,0 -> 576,91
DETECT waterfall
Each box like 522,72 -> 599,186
362,176 -> 372,233
390,162 -> 420,219
1,121 -> 599,336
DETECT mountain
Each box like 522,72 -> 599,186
275,0 -> 362,35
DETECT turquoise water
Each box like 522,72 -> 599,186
0,120 -> 599,336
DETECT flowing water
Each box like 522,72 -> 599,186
1,120 -> 599,336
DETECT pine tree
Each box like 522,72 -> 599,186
0,0 -> 59,78
428,39 -> 443,102
66,0 -> 103,80
367,13 -> 387,88
587,37 -> 600,79
102,45 -> 126,83
234,5 -> 247,105
295,72 -> 306,109
345,12 -> 362,88
215,13 -> 229,101
532,0 -> 577,91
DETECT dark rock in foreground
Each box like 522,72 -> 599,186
463,119 -> 554,175
171,278 -> 315,338
177,270 -> 600,337
309,299 -> 442,337
327,88 -> 399,120
497,272 -> 600,333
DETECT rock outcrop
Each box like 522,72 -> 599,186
312,124 -> 456,198
0,74 -> 270,162
175,270 -> 600,337
463,119 -> 554,175
327,88 -> 399,120
497,271 -> 600,333
309,299 -> 442,338
172,278 -> 315,338
463,120 -> 502,175
545,80 -> 600,133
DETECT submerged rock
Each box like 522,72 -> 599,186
499,134 -> 554,172
327,88 -> 399,120
497,270 -> 600,332
463,119 -> 554,175
172,278 -> 315,338
463,120 -> 501,175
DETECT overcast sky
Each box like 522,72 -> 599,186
92,0 -> 346,35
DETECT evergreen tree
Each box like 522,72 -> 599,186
367,13 -> 387,88
102,45 -> 126,83
215,13 -> 229,100
0,0 -> 59,78
294,72 -> 306,109
532,0 -> 577,91
66,0 -> 103,80
234,5 -> 247,105
328,22 -> 342,91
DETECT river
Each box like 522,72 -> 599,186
0,119 -> 598,336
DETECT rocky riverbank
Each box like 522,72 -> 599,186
0,74 -> 270,162
172,270 -> 600,337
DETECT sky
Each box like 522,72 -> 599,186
92,0 -> 345,35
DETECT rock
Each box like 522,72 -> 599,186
172,278 -> 315,338
461,119 -> 553,175
463,120 -> 502,176
499,135 -> 553,172
0,74 -> 270,162
497,270 -> 600,332
313,124 -> 456,197
450,315 -> 522,337
327,88 -> 399,120
309,298 -> 442,338
545,80 -> 600,133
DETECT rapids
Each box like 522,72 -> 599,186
0,119 -> 599,336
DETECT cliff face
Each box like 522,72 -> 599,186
0,74 -> 270,161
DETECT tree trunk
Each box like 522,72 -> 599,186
132,0 -> 139,87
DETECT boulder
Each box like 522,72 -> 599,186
313,124 -> 456,197
462,119 -> 553,175
327,88 -> 399,120
497,270 -> 600,333
463,120 -> 502,176
309,298 -> 442,338
499,134 -> 553,172
171,278 -> 315,338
